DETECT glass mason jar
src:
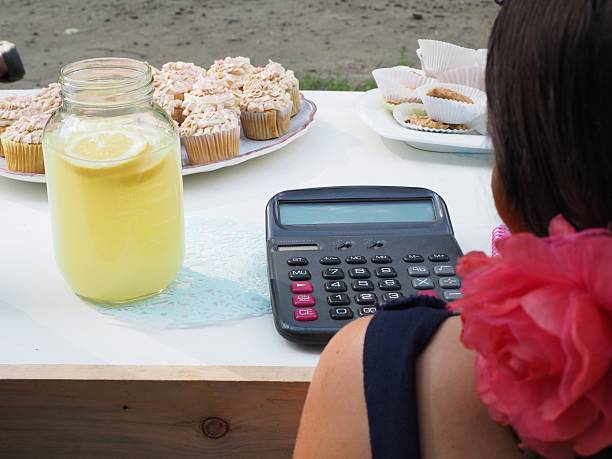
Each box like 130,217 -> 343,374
42,58 -> 184,304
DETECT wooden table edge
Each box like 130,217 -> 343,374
0,364 -> 315,382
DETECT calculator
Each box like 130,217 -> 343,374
265,186 -> 463,345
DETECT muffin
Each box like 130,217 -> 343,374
0,95 -> 32,156
426,87 -> 474,104
0,113 -> 49,173
181,76 -> 240,119
254,60 -> 301,116
179,108 -> 240,165
159,61 -> 206,100
28,83 -> 62,114
240,79 -> 292,140
207,56 -> 255,91
153,89 -> 183,123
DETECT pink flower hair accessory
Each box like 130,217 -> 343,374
450,215 -> 612,459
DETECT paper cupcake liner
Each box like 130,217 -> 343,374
290,87 -> 301,117
241,105 -> 291,140
372,67 -> 433,104
435,65 -> 486,91
417,82 -> 486,125
0,126 -> 6,157
467,112 -> 488,135
182,126 -> 240,166
417,39 -> 478,76
393,103 -> 472,134
475,49 -> 488,67
2,139 -> 45,173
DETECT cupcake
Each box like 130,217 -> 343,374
179,108 -> 240,165
240,79 -> 292,140
181,76 -> 240,119
27,83 -> 62,114
0,95 -> 32,156
254,60 -> 301,116
153,89 -> 183,123
207,56 -> 255,91
0,113 -> 49,173
159,61 -> 206,100
416,83 -> 486,125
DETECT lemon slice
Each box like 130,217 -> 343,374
65,130 -> 148,169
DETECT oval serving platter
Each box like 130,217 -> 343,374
0,89 -> 317,183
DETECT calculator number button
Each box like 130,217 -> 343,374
379,279 -> 401,291
292,294 -> 316,307
324,281 -> 347,292
429,253 -> 450,262
290,281 -> 313,294
359,307 -> 378,317
352,280 -> 375,291
327,294 -> 351,306
434,265 -> 456,276
287,257 -> 308,266
289,269 -> 311,281
383,292 -> 404,302
294,308 -> 318,321
320,256 -> 341,265
403,254 -> 424,263
349,267 -> 371,279
375,267 -> 397,278
330,307 -> 354,320
355,293 -> 377,305
412,278 -> 435,290
346,255 -> 367,264
322,268 -> 344,280
408,266 -> 430,277
371,255 -> 392,264
439,277 -> 462,289
444,291 -> 463,302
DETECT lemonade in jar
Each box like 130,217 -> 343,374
43,58 -> 184,303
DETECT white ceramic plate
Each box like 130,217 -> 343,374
358,88 -> 491,154
0,90 -> 317,183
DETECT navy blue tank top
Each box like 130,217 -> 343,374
363,295 -> 453,459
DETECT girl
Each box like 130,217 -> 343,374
294,1 -> 612,458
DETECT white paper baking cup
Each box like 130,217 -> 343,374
393,103 -> 472,134
417,82 -> 486,125
475,49 -> 488,67
435,65 -> 486,91
467,111 -> 488,135
417,39 -> 478,76
372,67 -> 434,103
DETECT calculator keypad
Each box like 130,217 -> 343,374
349,267 -> 370,279
324,280 -> 347,292
328,294 -> 351,306
352,280 -> 375,291
285,250 -> 461,325
322,268 -> 344,280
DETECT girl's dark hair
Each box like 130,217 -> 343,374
487,0 -> 612,235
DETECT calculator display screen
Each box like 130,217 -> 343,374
278,200 -> 435,225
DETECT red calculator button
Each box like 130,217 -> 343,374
292,294 -> 316,307
291,281 -> 313,294
294,308 -> 318,321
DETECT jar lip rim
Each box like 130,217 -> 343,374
59,57 -> 152,90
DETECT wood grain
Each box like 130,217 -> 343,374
0,365 -> 314,458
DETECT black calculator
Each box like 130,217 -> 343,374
265,186 -> 463,345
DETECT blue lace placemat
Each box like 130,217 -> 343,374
90,216 -> 271,329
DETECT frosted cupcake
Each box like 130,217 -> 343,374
207,56 -> 255,91
181,76 -> 240,119
27,83 -> 62,114
0,95 -> 32,156
254,61 -> 301,116
159,61 -> 206,100
179,108 -> 240,165
153,89 -> 183,123
240,79 -> 292,140
0,113 -> 49,173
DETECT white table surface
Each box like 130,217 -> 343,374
0,90 -> 500,368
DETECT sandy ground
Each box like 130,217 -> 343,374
1,0 -> 499,89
